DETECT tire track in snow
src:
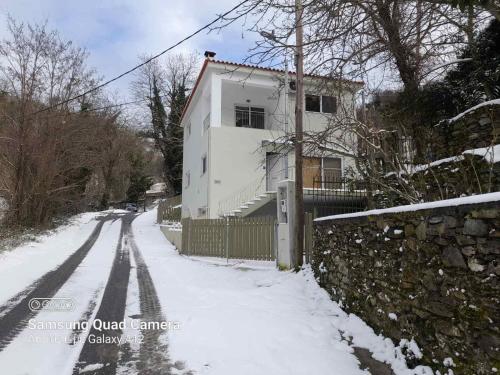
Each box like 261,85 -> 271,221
73,215 -> 133,375
0,215 -> 113,351
128,224 -> 191,375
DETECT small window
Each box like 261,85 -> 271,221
323,157 -> 342,181
185,171 -> 190,188
198,206 -> 207,217
186,121 -> 191,137
201,155 -> 207,175
305,94 -> 320,112
322,96 -> 337,114
235,106 -> 265,129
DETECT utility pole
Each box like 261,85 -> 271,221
294,0 -> 304,269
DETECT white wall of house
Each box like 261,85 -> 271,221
181,76 -> 211,219
181,60 -> 362,219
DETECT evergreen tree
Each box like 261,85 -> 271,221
164,83 -> 186,195
148,77 -> 170,183
446,19 -> 500,110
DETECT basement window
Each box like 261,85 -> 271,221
235,106 -> 265,129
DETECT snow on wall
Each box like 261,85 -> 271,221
316,192 -> 500,221
313,198 -> 500,374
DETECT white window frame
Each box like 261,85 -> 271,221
320,157 -> 343,186
234,105 -> 266,129
305,94 -> 337,114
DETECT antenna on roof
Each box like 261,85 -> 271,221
204,51 -> 216,60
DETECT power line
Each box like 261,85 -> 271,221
34,0 -> 250,115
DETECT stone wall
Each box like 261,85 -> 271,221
373,103 -> 500,209
313,198 -> 500,374
433,103 -> 500,160
375,155 -> 500,209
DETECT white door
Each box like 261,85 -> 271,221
266,153 -> 282,191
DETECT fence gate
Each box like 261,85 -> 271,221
181,216 -> 276,261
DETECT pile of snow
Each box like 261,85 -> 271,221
133,209 -> 434,375
316,191 -> 500,221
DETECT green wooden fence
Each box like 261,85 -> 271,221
157,195 -> 182,223
181,216 -> 276,261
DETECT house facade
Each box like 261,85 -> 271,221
180,53 -> 363,219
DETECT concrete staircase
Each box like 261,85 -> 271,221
223,191 -> 277,218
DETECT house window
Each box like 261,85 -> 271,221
322,157 -> 342,180
305,94 -> 337,114
235,106 -> 265,129
185,171 -> 190,188
305,95 -> 320,112
302,156 -> 342,188
322,96 -> 337,114
198,206 -> 207,218
186,121 -> 192,137
201,155 -> 207,175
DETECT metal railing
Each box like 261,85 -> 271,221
308,178 -> 368,217
217,176 -> 268,216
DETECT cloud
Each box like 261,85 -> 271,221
0,0 -> 258,101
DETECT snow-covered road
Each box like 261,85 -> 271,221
0,208 -> 430,375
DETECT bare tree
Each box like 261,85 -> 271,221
0,17 -> 146,227
131,53 -> 197,194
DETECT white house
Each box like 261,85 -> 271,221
180,52 -> 363,219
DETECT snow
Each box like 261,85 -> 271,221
80,363 -> 105,373
133,209 -> 434,375
463,144 -> 500,164
388,313 -> 398,321
411,156 -> 464,173
0,212 -> 102,306
316,192 -> 500,221
160,222 -> 182,231
443,357 -> 455,367
0,220 -> 121,375
146,182 -> 166,194
446,98 -> 500,123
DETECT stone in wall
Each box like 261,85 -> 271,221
312,200 -> 500,374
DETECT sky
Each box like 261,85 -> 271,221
0,0 -> 259,103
